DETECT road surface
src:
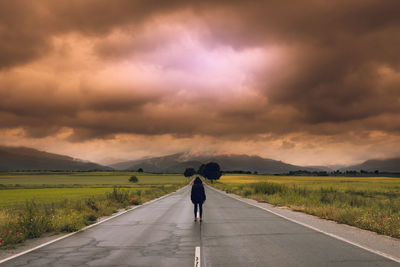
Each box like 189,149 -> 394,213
2,185 -> 398,266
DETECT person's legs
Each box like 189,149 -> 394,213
199,203 -> 203,219
194,203 -> 198,220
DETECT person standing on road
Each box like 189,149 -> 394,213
191,177 -> 206,221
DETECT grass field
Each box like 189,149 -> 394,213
0,171 -> 189,248
0,172 -> 188,207
0,171 -> 186,187
0,187 -> 153,208
212,174 -> 400,238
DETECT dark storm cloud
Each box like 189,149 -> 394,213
0,0 -> 400,142
0,75 -> 167,139
0,0 -> 195,68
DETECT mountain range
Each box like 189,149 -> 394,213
110,153 -> 333,173
0,146 -> 111,171
1,146 -> 399,173
110,153 -> 400,174
340,158 -> 400,173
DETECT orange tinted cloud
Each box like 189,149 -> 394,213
0,1 -> 399,165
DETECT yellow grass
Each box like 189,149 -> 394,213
212,174 -> 400,238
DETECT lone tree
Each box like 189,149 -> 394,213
129,175 -> 138,183
184,167 -> 196,178
137,168 -> 143,173
202,162 -> 222,183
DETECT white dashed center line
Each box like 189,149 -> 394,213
194,246 -> 201,267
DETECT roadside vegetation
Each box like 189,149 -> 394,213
212,174 -> 400,239
0,172 -> 188,248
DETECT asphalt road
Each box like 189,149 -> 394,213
2,185 -> 398,267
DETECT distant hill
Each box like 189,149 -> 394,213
110,153 -> 328,174
110,153 -> 202,173
109,160 -> 138,170
0,146 -> 112,171
5,145 -> 397,173
341,157 -> 400,173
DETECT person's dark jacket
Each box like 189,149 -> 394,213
191,178 -> 206,204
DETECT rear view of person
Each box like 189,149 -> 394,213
191,177 -> 206,221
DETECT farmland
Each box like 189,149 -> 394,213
212,174 -> 400,238
0,172 -> 188,207
0,171 -> 189,248
0,171 -> 186,187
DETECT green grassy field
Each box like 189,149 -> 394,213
0,172 -> 188,207
0,172 -> 187,187
212,174 -> 400,238
0,171 -> 189,248
217,174 -> 400,194
0,187 -> 151,208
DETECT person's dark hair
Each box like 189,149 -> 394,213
194,177 -> 202,184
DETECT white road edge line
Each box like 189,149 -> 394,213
206,185 -> 400,264
194,246 -> 201,267
0,184 -> 190,265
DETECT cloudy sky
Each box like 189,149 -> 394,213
1,0 -> 400,166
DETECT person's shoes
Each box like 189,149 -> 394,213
194,218 -> 197,221
199,217 -> 203,221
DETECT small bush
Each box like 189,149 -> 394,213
129,176 -> 139,183
18,200 -> 50,238
106,187 -> 130,203
85,198 -> 99,211
136,190 -> 142,197
87,213 -> 98,222
130,197 -> 142,205
0,231 -> 24,248
243,188 -> 252,197
53,211 -> 85,232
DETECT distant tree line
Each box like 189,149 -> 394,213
285,169 -> 400,177
287,170 -> 329,176
222,170 -> 258,174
